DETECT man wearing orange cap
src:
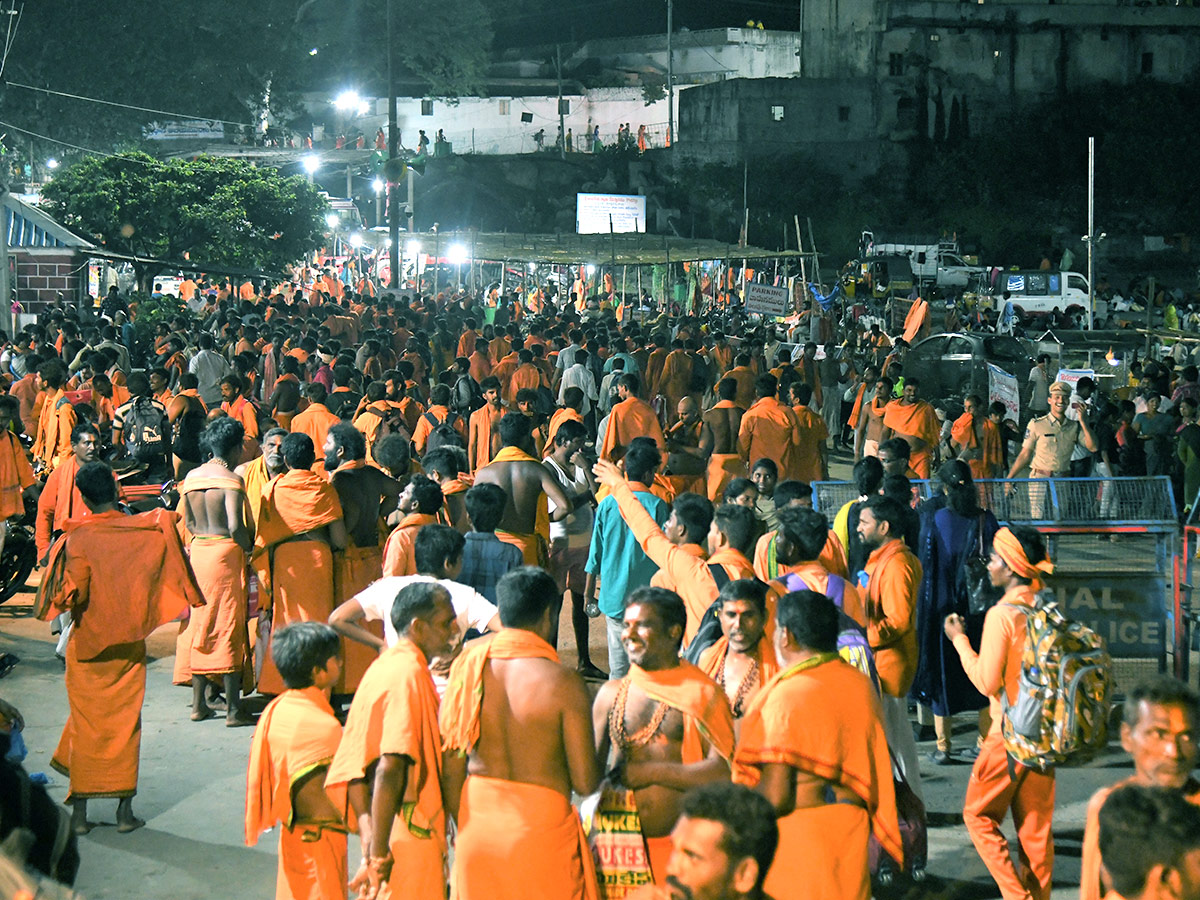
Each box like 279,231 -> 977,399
944,525 -> 1058,900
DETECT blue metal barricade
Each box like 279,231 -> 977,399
815,476 -> 1177,690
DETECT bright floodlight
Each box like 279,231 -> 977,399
349,232 -> 364,249
302,155 -> 320,174
46,158 -> 59,170
325,212 -> 340,229
528,262 -> 537,272
372,177 -> 384,193
586,264 -> 596,276
334,90 -> 362,112
448,244 -> 468,266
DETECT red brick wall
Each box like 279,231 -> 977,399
13,251 -> 85,312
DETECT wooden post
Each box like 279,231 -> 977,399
795,216 -> 808,314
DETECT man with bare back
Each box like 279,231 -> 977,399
592,587 -> 736,886
472,412 -> 570,567
440,566 -> 601,899
704,379 -> 747,502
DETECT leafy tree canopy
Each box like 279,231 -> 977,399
39,153 -> 329,283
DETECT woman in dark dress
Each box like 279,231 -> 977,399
912,459 -> 996,764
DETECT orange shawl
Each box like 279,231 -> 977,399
847,383 -> 869,430
697,637 -> 781,706
733,654 -> 903,865
951,413 -> 1004,476
627,661 -> 736,765
35,508 -> 205,660
543,407 -> 584,455
255,468 -> 343,549
600,396 -> 666,461
441,629 -> 559,755
245,685 -> 345,843
882,399 -> 939,446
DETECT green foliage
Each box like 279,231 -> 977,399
640,75 -> 667,107
40,153 -> 328,285
126,291 -> 187,346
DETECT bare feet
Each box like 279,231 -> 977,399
70,801 -> 93,835
226,707 -> 255,728
116,816 -> 146,833
116,799 -> 144,833
190,707 -> 215,722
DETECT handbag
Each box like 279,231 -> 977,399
964,515 -> 1002,617
581,780 -> 654,898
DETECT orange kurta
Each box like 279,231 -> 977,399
882,399 -> 940,479
862,539 -> 921,697
382,512 -> 438,577
792,406 -> 829,484
36,508 -> 205,799
440,628 -> 599,900
326,639 -> 446,900
290,404 -> 341,476
246,686 -> 348,900
601,396 -> 666,461
738,397 -> 802,481
0,429 -> 34,519
734,654 -> 902,900
32,388 -> 77,472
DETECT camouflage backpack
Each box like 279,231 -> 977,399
1000,595 -> 1113,772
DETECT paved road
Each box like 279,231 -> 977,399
0,447 -> 1158,900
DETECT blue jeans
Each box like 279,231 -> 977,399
606,615 -> 629,679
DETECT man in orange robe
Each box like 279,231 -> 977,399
657,341 -> 693,425
543,400 -> 585,457
738,375 -> 803,483
592,587 -> 736,887
601,374 -> 666,462
944,526 -> 1057,900
326,582 -> 454,900
246,623 -> 348,900
950,393 -> 1004,481
0,395 -> 35,554
220,375 -> 261,464
238,428 -> 287,529
697,579 -> 779,724
411,384 -> 466,456
456,318 -> 479,360
881,378 -> 941,479
35,463 -> 205,835
253,434 -> 346,696
1078,675 -> 1200,900
788,382 -> 829,484
858,495 -> 924,801
468,376 -> 503,472
290,384 -> 341,477
734,589 -> 902,900
32,360 -> 77,473
36,423 -> 100,563
725,354 -> 757,411
507,350 -> 546,405
441,568 -> 600,900
381,475 -> 442,576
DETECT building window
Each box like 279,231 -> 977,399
889,53 -> 904,76
498,99 -> 511,115
421,99 -> 434,116
1141,52 -> 1154,74
558,98 -> 571,115
770,105 -> 785,122
838,106 -> 850,122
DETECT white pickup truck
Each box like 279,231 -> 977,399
860,232 -> 986,288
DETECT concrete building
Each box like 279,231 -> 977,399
3,194 -> 94,311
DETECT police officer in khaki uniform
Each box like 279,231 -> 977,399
1008,380 -> 1098,478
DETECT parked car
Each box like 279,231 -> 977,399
901,332 -> 1033,407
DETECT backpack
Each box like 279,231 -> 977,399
774,572 -> 881,694
453,374 -> 484,416
1000,595 -> 1113,771
680,564 -> 732,665
122,397 -> 170,463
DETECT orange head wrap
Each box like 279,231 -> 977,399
992,526 -> 1054,590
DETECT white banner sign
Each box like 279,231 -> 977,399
575,193 -> 646,235
988,363 -> 1020,421
744,282 -> 790,317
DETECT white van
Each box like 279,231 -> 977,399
993,270 -> 1092,318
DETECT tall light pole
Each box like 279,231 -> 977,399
556,45 -> 566,161
1086,135 -> 1095,331
666,0 -> 674,146
386,0 -> 400,291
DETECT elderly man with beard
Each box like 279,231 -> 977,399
237,428 -> 288,528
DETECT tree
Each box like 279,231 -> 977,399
40,153 -> 328,287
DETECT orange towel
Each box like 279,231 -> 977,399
601,397 -> 666,462
626,662 -> 736,765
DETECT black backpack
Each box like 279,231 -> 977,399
122,397 -> 170,463
453,374 -> 484,416
681,564 -> 732,665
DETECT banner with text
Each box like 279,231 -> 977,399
744,282 -> 790,317
987,363 -> 1020,421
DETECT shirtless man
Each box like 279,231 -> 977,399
592,587 -> 736,884
324,423 -> 400,549
440,567 -> 600,897
472,412 -> 570,566
697,579 -> 777,728
665,396 -> 709,494
855,376 -> 892,461
704,379 -> 747,503
178,417 -> 255,725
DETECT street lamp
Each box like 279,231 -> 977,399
302,154 -> 320,183
448,243 -> 467,291
373,177 -> 385,226
334,90 -> 369,116
46,158 -> 59,170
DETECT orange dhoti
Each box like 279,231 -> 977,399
766,804 -> 871,900
455,775 -> 598,900
644,835 -> 673,885
52,639 -> 145,800
495,529 -> 549,568
174,536 -> 252,686
333,543 -> 384,694
909,448 -> 932,479
963,733 -> 1055,900
706,453 -> 747,502
277,825 -> 348,900
257,540 -> 335,695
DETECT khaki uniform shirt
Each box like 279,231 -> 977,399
1022,413 -> 1082,474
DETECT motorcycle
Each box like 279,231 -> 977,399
0,495 -> 37,604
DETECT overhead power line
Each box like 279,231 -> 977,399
5,81 -> 255,128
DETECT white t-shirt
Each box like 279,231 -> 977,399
544,455 -> 594,547
354,575 -> 498,691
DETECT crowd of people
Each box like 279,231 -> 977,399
0,271 -> 1198,900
